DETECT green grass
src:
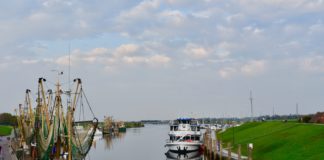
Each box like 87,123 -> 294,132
218,121 -> 324,160
0,125 -> 12,136
124,122 -> 144,128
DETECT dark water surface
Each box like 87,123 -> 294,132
87,124 -> 205,160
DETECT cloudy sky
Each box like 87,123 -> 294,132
1,0 -> 324,121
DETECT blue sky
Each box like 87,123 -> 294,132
1,0 -> 324,121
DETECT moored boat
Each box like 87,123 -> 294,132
165,118 -> 202,153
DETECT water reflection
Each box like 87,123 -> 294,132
87,125 -> 206,160
92,132 -> 126,150
102,132 -> 126,149
165,151 -> 203,160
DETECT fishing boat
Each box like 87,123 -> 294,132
15,77 -> 98,160
165,118 -> 202,153
117,121 -> 126,132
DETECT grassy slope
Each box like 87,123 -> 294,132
0,125 -> 12,136
218,121 -> 324,160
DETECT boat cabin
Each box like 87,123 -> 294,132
169,118 -> 200,131
169,135 -> 200,142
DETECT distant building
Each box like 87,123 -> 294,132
310,112 -> 324,123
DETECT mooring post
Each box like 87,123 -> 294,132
210,136 -> 213,159
213,139 -> 217,159
227,142 -> 231,160
248,143 -> 253,160
219,141 -> 223,160
238,144 -> 241,160
204,132 -> 207,155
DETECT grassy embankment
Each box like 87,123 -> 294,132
0,125 -> 12,136
98,121 -> 144,128
218,121 -> 324,160
124,122 -> 144,128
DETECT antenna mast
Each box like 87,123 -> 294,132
68,43 -> 71,92
67,43 -> 71,106
250,90 -> 254,121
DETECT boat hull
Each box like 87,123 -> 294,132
165,142 -> 202,153
165,151 -> 202,160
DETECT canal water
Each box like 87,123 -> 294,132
87,124 -> 205,160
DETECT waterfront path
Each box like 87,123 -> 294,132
0,131 -> 17,160
206,128 -> 248,160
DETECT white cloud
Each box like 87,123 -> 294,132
215,42 -> 235,59
53,44 -> 171,69
300,55 -> 324,72
225,13 -> 245,23
184,43 -> 209,59
122,54 -> 171,66
148,54 -> 171,64
308,22 -> 324,35
122,56 -> 147,64
55,55 -> 72,66
113,44 -> 139,57
238,0 -> 324,13
28,12 -> 49,22
243,26 -> 264,35
192,8 -> 217,19
21,59 -> 39,64
159,10 -> 186,26
117,0 -> 160,22
241,60 -> 266,75
218,67 -> 237,79
216,59 -> 267,79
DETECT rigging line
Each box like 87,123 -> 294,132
73,123 -> 85,155
75,89 -> 82,113
78,92 -> 84,121
81,92 -> 85,121
81,88 -> 96,118
79,101 -> 82,121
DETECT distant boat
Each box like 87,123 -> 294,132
94,128 -> 103,136
210,125 -> 217,130
165,118 -> 203,153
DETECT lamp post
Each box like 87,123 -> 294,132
232,123 -> 235,145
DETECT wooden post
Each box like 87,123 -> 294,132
227,142 -> 231,160
204,133 -> 208,154
213,139 -> 217,159
248,144 -> 253,160
209,136 -> 212,159
238,144 -> 241,160
219,141 -> 222,160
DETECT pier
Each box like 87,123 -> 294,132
203,128 -> 251,160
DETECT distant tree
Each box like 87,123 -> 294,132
0,113 -> 17,126
301,115 -> 312,123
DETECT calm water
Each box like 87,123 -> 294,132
86,124 -> 205,160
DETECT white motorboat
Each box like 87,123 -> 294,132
165,118 -> 202,153
94,128 -> 103,136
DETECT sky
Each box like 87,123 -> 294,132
1,0 -> 324,121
